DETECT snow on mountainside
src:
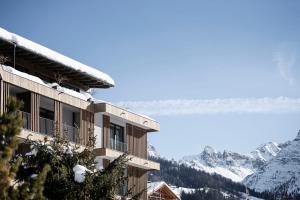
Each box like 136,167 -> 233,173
148,144 -> 159,158
250,142 -> 281,162
180,142 -> 280,182
243,132 -> 300,195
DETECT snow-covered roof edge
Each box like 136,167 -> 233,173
0,27 -> 115,87
147,181 -> 180,199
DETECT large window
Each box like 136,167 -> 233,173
110,123 -> 126,152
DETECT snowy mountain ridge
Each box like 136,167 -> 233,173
243,132 -> 300,195
148,141 -> 280,182
179,142 -> 280,182
249,142 -> 281,162
148,131 -> 300,195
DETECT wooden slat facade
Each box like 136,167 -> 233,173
127,124 -> 147,159
102,115 -> 110,147
80,110 -> 94,145
128,166 -> 148,200
31,93 -> 40,132
54,100 -> 63,135
101,115 -> 149,199
0,80 -> 9,114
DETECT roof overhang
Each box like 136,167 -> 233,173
0,27 -> 114,89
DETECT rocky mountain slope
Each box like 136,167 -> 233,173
147,144 -> 159,158
148,131 -> 300,197
243,132 -> 300,195
179,142 -> 280,182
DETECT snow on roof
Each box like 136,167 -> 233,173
147,181 -> 180,199
2,65 -> 93,101
0,27 -> 115,87
2,64 -> 48,86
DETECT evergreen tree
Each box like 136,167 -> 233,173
0,97 -> 142,199
16,127 -> 134,200
0,97 -> 50,200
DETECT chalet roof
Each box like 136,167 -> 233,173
0,27 -> 114,89
148,181 -> 180,200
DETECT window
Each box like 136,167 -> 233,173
110,123 -> 126,152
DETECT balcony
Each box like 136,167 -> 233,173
19,111 -> 31,130
109,138 -> 127,152
62,123 -> 80,143
93,148 -> 160,170
39,117 -> 55,135
18,111 -> 80,143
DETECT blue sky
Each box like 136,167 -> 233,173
1,1 -> 300,159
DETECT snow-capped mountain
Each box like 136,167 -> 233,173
148,144 -> 159,158
243,132 -> 300,195
180,142 -> 280,182
250,142 -> 281,162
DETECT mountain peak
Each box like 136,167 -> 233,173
244,131 -> 300,195
203,146 -> 216,155
250,141 -> 281,162
295,130 -> 300,141
148,144 -> 159,158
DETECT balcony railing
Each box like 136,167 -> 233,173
109,139 -> 127,152
16,110 -> 80,143
39,117 -> 55,136
19,111 -> 31,130
62,123 -> 80,143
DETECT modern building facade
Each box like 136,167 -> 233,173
0,27 -> 159,199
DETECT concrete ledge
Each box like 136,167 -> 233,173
94,103 -> 160,132
94,148 -> 160,170
18,129 -> 48,141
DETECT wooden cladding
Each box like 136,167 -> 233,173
128,166 -> 147,200
102,116 -> 148,159
126,124 -> 147,159
30,93 -> 40,132
102,115 -> 110,147
0,80 -> 9,114
54,100 -> 62,133
80,110 -> 94,145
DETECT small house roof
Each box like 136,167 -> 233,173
147,181 -> 180,200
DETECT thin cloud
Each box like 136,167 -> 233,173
273,45 -> 297,86
115,97 -> 300,116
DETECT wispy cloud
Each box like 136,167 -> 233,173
115,97 -> 300,116
273,45 -> 297,85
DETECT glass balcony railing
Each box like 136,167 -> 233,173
109,139 -> 127,152
17,111 -> 80,144
62,123 -> 80,143
39,117 -> 55,136
19,111 -> 31,130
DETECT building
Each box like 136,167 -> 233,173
0,27 -> 160,199
147,181 -> 180,200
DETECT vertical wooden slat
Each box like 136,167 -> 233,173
128,166 -> 147,199
30,93 -> 40,132
126,124 -> 147,159
1,81 -> 9,114
102,115 -> 110,148
54,101 -> 62,135
81,110 -> 94,145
